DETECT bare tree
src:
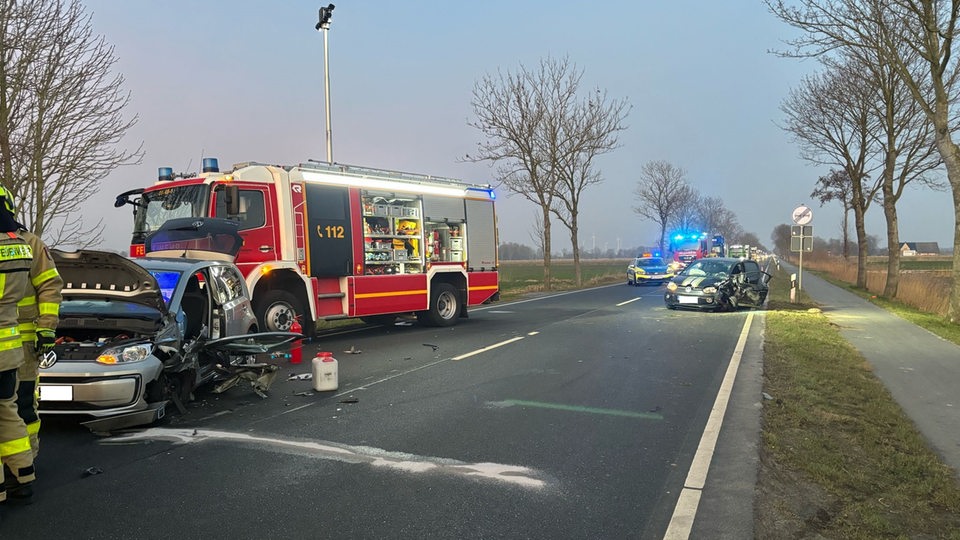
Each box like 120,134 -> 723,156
0,0 -> 142,247
633,161 -> 694,253
863,44 -> 945,297
811,169 -> 855,258
780,60 -> 882,288
767,0 -> 960,321
695,195 -> 742,243
468,56 -> 627,288
771,223 -> 793,255
467,58 -> 557,288
547,84 -> 629,286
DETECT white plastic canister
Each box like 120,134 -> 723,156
312,351 -> 339,391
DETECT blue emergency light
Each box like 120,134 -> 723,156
202,157 -> 220,173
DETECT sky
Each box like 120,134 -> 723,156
79,0 -> 955,254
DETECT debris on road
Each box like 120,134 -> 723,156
343,345 -> 362,354
82,466 -> 103,478
339,397 -> 359,404
423,343 -> 439,351
288,373 -> 313,381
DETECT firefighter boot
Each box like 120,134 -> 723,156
2,464 -> 32,505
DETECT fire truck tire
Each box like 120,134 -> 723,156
256,290 -> 305,334
418,283 -> 460,327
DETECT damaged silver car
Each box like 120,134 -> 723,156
37,218 -> 301,431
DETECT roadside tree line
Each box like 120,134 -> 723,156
631,160 -> 763,253
767,0 -> 960,315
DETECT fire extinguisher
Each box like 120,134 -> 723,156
289,317 -> 303,364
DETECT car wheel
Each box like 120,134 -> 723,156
417,283 -> 460,327
256,290 -> 307,334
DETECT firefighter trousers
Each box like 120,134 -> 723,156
16,343 -> 40,459
0,367 -> 34,503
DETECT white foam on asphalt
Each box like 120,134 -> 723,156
109,428 -> 548,489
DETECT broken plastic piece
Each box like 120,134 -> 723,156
82,466 -> 103,477
288,373 -> 312,381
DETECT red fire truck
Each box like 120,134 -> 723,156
115,158 -> 500,335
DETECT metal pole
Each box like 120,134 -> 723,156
798,247 -> 803,292
323,27 -> 333,164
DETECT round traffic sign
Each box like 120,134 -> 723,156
792,205 -> 813,225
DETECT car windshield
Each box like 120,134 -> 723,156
147,270 -> 183,305
132,184 -> 210,237
636,258 -> 665,267
681,260 -> 731,278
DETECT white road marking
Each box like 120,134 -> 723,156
108,428 -> 549,489
452,336 -> 526,361
617,297 -> 642,306
663,311 -> 754,540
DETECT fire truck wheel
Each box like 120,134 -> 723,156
256,290 -> 304,334
418,283 -> 460,327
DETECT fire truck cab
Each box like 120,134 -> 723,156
116,159 -> 500,336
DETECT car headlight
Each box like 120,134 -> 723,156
635,268 -> 646,275
702,286 -> 718,294
97,342 -> 154,365
666,282 -> 678,292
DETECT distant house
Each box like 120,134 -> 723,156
899,242 -> 941,256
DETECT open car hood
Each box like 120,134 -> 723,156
144,217 -> 243,261
52,249 -> 167,312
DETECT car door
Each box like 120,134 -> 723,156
740,260 -> 764,305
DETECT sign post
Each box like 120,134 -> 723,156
790,206 -> 814,298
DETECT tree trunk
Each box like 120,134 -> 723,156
542,206 -> 552,291
939,136 -> 960,323
842,207 -> 850,259
881,181 -> 900,298
850,176 -> 868,289
570,215 -> 581,287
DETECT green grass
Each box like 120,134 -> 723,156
759,265 -> 960,538
498,259 -> 628,301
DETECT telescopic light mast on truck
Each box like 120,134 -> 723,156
115,158 -> 500,335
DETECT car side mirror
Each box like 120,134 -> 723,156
761,272 -> 772,285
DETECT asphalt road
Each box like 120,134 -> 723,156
7,283 -> 759,539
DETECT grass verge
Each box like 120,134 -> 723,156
757,264 -> 960,538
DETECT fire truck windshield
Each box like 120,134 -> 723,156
132,185 -> 210,240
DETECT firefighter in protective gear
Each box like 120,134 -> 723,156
0,186 -> 35,505
15,226 -> 62,460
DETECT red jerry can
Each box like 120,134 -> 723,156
289,317 -> 303,364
